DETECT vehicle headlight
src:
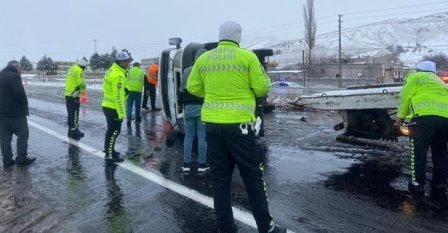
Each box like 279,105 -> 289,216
399,125 -> 410,136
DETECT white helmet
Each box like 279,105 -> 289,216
76,58 -> 89,67
115,51 -> 131,61
416,60 -> 436,73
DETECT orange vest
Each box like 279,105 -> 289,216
147,64 -> 158,85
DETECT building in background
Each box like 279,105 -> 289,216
55,61 -> 73,74
141,57 -> 159,70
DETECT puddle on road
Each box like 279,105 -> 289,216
266,144 -> 355,183
325,159 -> 404,207
324,158 -> 448,217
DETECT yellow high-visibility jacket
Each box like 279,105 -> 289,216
64,64 -> 86,97
102,63 -> 128,119
126,66 -> 145,92
187,41 -> 270,123
398,71 -> 448,119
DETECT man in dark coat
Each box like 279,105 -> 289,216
0,61 -> 36,168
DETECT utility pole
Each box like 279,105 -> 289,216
338,14 -> 343,88
302,50 -> 306,94
93,39 -> 97,53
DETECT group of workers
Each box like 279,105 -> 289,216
64,52 -> 160,162
1,19 -> 448,233
125,61 -> 160,126
62,20 -> 288,233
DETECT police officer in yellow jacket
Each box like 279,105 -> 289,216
397,60 -> 448,200
187,21 -> 286,233
102,51 -> 131,162
126,62 -> 145,125
65,57 -> 88,139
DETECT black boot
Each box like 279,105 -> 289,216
16,156 -> 36,166
431,183 -> 447,202
3,159 -> 15,168
408,181 -> 425,194
105,151 -> 124,163
68,129 -> 84,138
268,224 -> 287,233
106,156 -> 124,163
103,150 -> 120,157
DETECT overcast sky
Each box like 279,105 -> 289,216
0,0 -> 447,66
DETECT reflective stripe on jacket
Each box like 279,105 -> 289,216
64,64 -> 86,97
186,41 -> 270,123
102,63 -> 128,119
126,66 -> 144,92
398,71 -> 448,119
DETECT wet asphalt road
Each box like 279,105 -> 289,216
0,83 -> 447,233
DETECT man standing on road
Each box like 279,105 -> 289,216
397,60 -> 448,200
179,49 -> 208,175
126,62 -> 145,126
187,21 -> 286,233
64,57 -> 88,139
0,61 -> 36,168
102,51 -> 131,163
146,63 -> 160,111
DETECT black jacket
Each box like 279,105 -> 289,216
178,90 -> 204,106
143,74 -> 151,89
0,65 -> 29,118
178,67 -> 203,106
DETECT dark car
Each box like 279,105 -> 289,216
269,81 -> 304,97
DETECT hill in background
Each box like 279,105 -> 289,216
247,12 -> 448,67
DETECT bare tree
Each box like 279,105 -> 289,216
423,53 -> 448,71
303,0 -> 316,66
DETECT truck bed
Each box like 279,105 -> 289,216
292,85 -> 402,110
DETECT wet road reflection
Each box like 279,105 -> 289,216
325,159 -> 405,210
324,158 -> 448,232
67,144 -> 86,181
10,85 -> 448,232
181,172 -> 213,195
126,122 -> 143,157
0,166 -> 37,232
104,163 -> 132,233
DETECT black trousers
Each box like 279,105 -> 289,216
66,96 -> 80,130
103,107 -> 122,157
410,115 -> 448,188
148,83 -> 157,109
205,123 -> 273,233
0,117 -> 29,163
142,87 -> 149,108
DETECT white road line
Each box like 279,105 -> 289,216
28,120 -> 296,233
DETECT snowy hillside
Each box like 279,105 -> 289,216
248,12 -> 448,66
